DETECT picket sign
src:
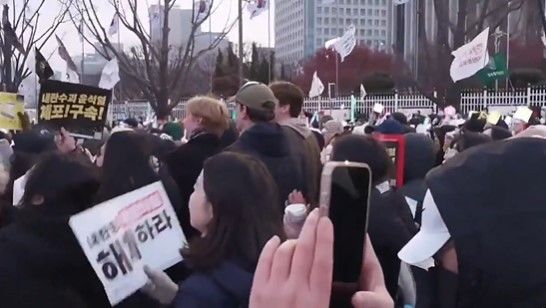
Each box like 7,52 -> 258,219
69,181 -> 187,305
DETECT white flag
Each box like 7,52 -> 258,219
247,0 -> 268,19
450,27 -> 490,82
67,67 -> 80,83
393,0 -> 410,5
325,37 -> 340,49
99,58 -> 120,90
360,84 -> 367,100
333,25 -> 356,62
194,0 -> 210,23
108,14 -> 120,36
309,71 -> 324,98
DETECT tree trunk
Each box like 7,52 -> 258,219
1,5 -> 14,92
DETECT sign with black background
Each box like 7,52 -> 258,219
38,80 -> 112,139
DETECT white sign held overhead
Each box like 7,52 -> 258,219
450,27 -> 490,82
69,182 -> 187,306
393,0 -> 410,5
309,71 -> 325,98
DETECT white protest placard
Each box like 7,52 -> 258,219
69,181 -> 187,306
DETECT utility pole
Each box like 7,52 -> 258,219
238,0 -> 244,86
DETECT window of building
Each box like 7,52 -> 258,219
367,9 -> 372,15
375,9 -> 379,16
346,8 -> 351,14
381,10 -> 386,17
317,7 -> 322,14
368,0 -> 372,4
375,0 -> 379,5
360,29 -> 365,36
360,39 -> 365,45
374,30 -> 379,36
367,39 -> 372,45
360,19 -> 365,25
374,20 -> 379,26
382,0 -> 386,4
361,0 -> 365,4
360,9 -> 365,15
354,0 -> 358,4
381,30 -> 386,36
326,7 -> 331,14
367,19 -> 372,26
381,20 -> 386,26
333,18 -> 337,25
339,0 -> 344,4
346,18 -> 351,25
325,28 -> 330,35
353,8 -> 358,15
325,17 -> 330,24
367,29 -> 372,36
318,17 -> 323,24
317,39 -> 322,46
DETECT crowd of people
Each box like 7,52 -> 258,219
0,80 -> 545,308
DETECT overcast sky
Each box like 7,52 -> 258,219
21,0 -> 274,69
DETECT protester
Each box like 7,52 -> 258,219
483,125 -> 512,141
399,128 -> 546,307
0,153 -> 109,307
321,119 -> 344,163
452,132 -> 492,153
271,81 -> 322,205
164,96 -> 229,239
332,135 -> 417,301
141,152 -> 285,307
227,82 -> 303,210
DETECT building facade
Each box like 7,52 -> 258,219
275,0 -> 395,65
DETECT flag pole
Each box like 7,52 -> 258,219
81,26 -> 85,85
118,16 -> 122,101
209,4 -> 213,92
267,0 -> 271,83
238,0 -> 244,86
335,52 -> 339,97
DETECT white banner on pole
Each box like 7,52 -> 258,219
309,71 -> 325,98
69,182 -> 187,306
450,27 -> 490,82
332,25 -> 356,62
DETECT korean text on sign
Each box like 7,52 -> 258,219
40,92 -> 107,122
69,182 -> 187,306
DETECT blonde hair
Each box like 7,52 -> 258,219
186,96 -> 230,137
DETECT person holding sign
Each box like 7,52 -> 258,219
142,152 -> 285,307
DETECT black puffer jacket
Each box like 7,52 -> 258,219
227,122 -> 304,212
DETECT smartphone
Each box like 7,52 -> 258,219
320,161 -> 371,283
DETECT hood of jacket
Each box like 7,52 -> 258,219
279,118 -> 313,139
426,137 -> 546,307
404,133 -> 435,183
237,122 -> 290,157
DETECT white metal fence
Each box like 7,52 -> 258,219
107,86 -> 546,122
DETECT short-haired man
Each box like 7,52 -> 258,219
270,81 -> 321,205
227,82 -> 304,211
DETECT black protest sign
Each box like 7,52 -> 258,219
38,80 -> 111,139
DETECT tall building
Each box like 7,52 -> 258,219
275,0 -> 395,65
149,4 -> 195,47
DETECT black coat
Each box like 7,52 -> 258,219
427,137 -> 546,308
164,133 -> 223,239
174,260 -> 253,308
0,210 -> 158,308
367,187 -> 418,299
226,122 -> 304,212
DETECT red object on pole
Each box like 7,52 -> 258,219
373,134 -> 406,188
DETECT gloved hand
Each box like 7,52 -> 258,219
140,266 -> 179,305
